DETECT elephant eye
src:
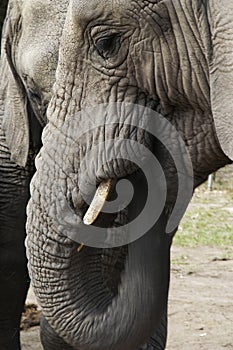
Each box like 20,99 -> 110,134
95,34 -> 120,58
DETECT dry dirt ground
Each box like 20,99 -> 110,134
21,245 -> 233,350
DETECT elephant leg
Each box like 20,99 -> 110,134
0,228 -> 29,350
40,315 -> 74,350
139,304 -> 168,350
0,127 -> 33,349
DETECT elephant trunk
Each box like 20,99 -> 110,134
208,0 -> 233,161
26,176 -> 171,350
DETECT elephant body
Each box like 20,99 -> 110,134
0,0 -> 232,349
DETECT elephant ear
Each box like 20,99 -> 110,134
208,1 -> 233,161
0,0 -> 29,167
0,0 -> 8,48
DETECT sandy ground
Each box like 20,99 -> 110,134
168,246 -> 233,350
21,246 -> 233,350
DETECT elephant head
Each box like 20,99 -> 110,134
0,0 -> 70,166
1,0 -> 232,349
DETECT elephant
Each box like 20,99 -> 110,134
0,0 -> 232,349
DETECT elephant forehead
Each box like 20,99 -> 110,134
22,0 -> 69,22
71,0 -> 123,15
70,0 -> 154,23
67,0 -> 170,35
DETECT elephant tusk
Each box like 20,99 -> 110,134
83,179 -> 112,225
77,243 -> 84,252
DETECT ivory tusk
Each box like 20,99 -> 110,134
83,179 -> 112,225
77,243 -> 84,252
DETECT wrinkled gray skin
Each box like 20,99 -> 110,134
0,0 -> 233,349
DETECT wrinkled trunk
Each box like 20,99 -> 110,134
208,1 -> 233,161
26,172 -> 171,349
27,208 -> 171,349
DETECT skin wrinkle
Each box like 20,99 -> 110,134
179,3 -> 210,106
141,48 -> 158,98
165,109 -> 227,182
39,248 -> 118,322
136,5 -> 187,109
147,1 -> 209,110
169,3 -> 195,104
